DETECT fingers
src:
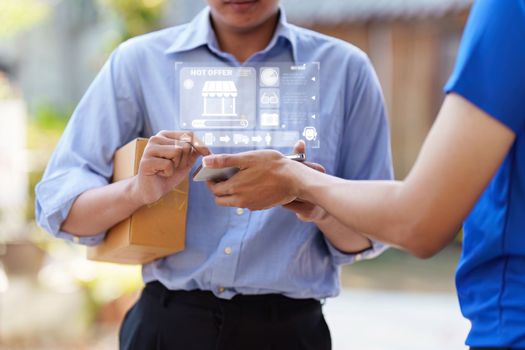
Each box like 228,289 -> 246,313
203,153 -> 250,169
150,131 -> 196,153
282,200 -> 319,222
207,181 -> 241,207
203,150 -> 281,169
178,141 -> 193,168
145,143 -> 184,161
148,131 -> 210,169
148,135 -> 177,146
178,134 -> 194,167
303,161 -> 326,173
148,133 -> 191,155
207,180 -> 233,197
141,157 -> 174,177
157,130 -> 194,141
156,130 -> 210,156
213,194 -> 239,207
283,200 -> 313,214
291,139 -> 324,173
293,139 -> 306,154
190,134 -> 212,156
144,144 -> 195,170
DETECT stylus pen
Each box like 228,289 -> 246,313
285,153 -> 307,162
179,140 -> 207,156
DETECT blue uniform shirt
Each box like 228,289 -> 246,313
445,0 -> 525,346
36,7 -> 393,300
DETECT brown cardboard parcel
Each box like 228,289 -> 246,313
87,138 -> 187,264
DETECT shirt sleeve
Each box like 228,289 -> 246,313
35,43 -> 145,246
325,52 -> 394,266
444,0 -> 525,133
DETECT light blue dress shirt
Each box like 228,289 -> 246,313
36,7 -> 393,300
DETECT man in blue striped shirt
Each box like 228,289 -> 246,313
36,0 -> 393,348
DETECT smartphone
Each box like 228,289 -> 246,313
192,153 -> 306,182
192,165 -> 240,182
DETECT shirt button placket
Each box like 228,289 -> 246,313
211,208 -> 250,295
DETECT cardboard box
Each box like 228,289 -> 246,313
87,138 -> 187,264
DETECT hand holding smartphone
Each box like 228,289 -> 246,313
192,153 -> 306,182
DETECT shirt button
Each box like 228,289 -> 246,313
224,247 -> 233,255
73,236 -> 80,244
236,208 -> 244,215
218,287 -> 225,293
355,254 -> 363,261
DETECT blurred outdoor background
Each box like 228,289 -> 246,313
0,0 -> 472,349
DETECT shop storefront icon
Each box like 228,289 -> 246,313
202,81 -> 238,117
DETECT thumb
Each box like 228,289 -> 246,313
203,153 -> 246,169
292,139 -> 306,155
304,161 -> 326,174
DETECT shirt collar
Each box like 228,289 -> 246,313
164,6 -> 299,63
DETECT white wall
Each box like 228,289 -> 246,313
0,99 -> 27,239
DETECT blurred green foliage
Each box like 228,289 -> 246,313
1,1 -> 156,339
0,0 -> 51,39
98,0 -> 168,43
26,104 -> 71,221
27,103 -> 70,148
31,103 -> 71,131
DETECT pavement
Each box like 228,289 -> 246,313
324,288 -> 470,350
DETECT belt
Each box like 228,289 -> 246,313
144,281 -> 320,312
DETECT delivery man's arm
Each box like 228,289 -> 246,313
62,131 -> 208,237
36,43 -> 211,243
36,45 -> 148,246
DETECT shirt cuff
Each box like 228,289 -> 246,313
56,228 -> 106,246
36,194 -> 106,246
324,237 -> 388,266
35,169 -> 108,246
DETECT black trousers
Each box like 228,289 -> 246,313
119,282 -> 331,350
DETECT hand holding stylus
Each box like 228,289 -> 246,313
131,131 -> 210,205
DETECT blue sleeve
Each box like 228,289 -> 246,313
326,52 -> 393,265
337,53 -> 393,182
35,43 -> 145,246
445,0 -> 525,133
